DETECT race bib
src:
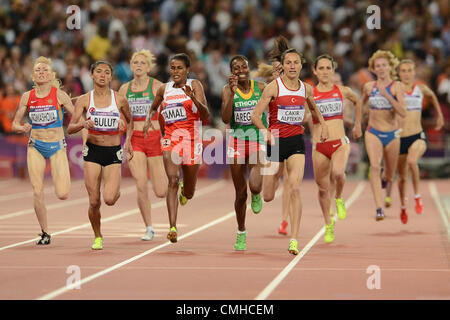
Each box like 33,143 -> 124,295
405,96 -> 422,111
277,105 -> 305,125
316,98 -> 343,118
90,111 -> 120,132
369,96 -> 392,110
234,106 -> 253,125
161,103 -> 187,124
29,106 -> 57,127
129,100 -> 152,120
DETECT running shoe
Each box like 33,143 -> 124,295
167,226 -> 178,243
278,220 -> 288,235
415,197 -> 423,214
400,209 -> 408,224
251,193 -> 262,214
288,239 -> 299,255
335,198 -> 347,220
36,231 -> 51,245
234,231 -> 247,251
385,196 -> 392,208
324,219 -> 335,244
91,237 -> 103,250
141,229 -> 154,241
179,181 -> 188,206
375,208 -> 385,221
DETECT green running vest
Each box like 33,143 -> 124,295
230,80 -> 267,141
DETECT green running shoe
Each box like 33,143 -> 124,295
167,226 -> 178,243
335,198 -> 347,220
179,181 -> 188,206
324,219 -> 335,244
234,231 -> 247,251
91,237 -> 103,250
288,239 -> 299,255
251,193 -> 262,214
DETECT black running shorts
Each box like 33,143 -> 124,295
400,131 -> 426,155
83,142 -> 123,167
266,134 -> 305,162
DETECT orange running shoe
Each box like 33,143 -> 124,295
415,197 -> 423,214
400,208 -> 408,224
278,220 -> 288,235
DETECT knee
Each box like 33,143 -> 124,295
154,187 -> 167,198
167,176 -> 180,189
183,188 -> 194,199
33,188 -> 44,199
235,189 -> 248,204
89,199 -> 101,210
289,182 -> 301,197
370,163 -> 381,173
407,157 -> 417,169
103,193 -> 118,206
331,170 -> 345,183
136,180 -> 148,196
56,188 -> 69,200
263,190 -> 275,202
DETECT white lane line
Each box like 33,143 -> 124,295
0,180 -> 85,203
2,266 -> 449,272
429,182 -> 450,241
255,181 -> 366,300
0,184 -> 137,220
0,178 -> 19,188
36,186 -> 283,300
0,180 -> 225,252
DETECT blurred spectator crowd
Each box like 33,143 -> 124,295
0,0 -> 449,135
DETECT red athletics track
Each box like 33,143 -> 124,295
0,177 -> 448,300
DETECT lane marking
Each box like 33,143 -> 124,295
0,180 -> 85,203
255,181 -> 366,300
0,180 -> 225,252
0,184 -> 137,220
36,186 -> 283,300
0,178 -> 19,188
0,266 -> 448,272
429,182 -> 450,241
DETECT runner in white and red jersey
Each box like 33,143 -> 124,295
251,48 -> 329,255
143,53 -> 210,243
383,59 -> 444,224
68,60 -> 134,250
311,54 -> 362,244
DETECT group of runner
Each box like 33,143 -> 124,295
11,40 -> 444,255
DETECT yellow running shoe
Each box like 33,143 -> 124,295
385,196 -> 392,208
288,239 -> 299,255
167,226 -> 178,243
335,198 -> 347,220
91,237 -> 103,250
179,181 -> 188,206
324,219 -> 335,244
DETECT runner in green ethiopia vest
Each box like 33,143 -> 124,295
230,79 -> 267,142
221,55 -> 266,252
126,77 -> 155,121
